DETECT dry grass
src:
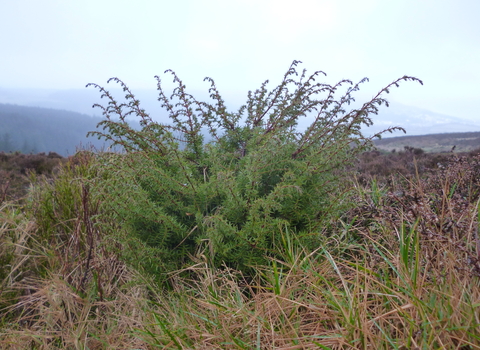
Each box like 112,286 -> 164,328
0,198 -> 152,349
1,153 -> 480,349
135,227 -> 480,349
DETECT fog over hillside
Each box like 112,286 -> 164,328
365,103 -> 480,137
0,103 -> 112,156
1,88 -> 479,156
3,87 -> 480,137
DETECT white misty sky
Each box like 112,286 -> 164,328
0,0 -> 479,122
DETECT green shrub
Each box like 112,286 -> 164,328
87,61 -> 421,277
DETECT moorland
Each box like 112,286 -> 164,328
1,64 -> 479,349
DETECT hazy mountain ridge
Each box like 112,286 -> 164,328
1,88 -> 479,156
0,87 -> 102,117
366,103 -> 480,137
0,103 -> 109,156
2,87 -> 479,137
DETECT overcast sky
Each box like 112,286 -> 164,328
1,0 -> 479,122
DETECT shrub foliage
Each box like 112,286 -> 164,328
87,61 -> 422,275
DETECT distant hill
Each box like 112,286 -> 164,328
374,131 -> 480,153
2,87 -> 479,137
1,101 -> 479,156
363,103 -> 480,137
0,104 -> 110,156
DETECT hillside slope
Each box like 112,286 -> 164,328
374,131 -> 480,153
0,104 -> 109,155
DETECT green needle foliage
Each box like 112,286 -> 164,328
87,61 -> 422,277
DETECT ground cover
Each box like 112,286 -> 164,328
1,63 -> 479,348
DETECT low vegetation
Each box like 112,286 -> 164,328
0,151 -> 65,203
1,63 -> 479,349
